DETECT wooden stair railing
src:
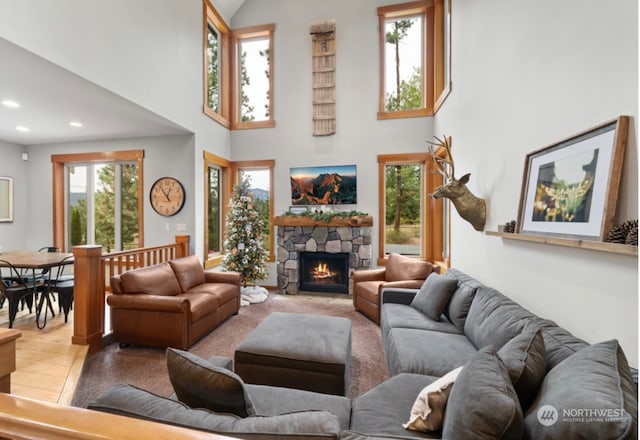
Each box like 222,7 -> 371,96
71,235 -> 190,351
0,393 -> 235,440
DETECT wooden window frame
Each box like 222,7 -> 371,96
377,0 -> 451,120
203,0 -> 232,128
51,150 -> 145,252
232,24 -> 276,130
377,152 -> 448,267
231,160 -> 275,262
203,151 -> 231,269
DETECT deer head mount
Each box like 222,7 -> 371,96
427,136 -> 487,231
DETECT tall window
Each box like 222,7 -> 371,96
233,25 -> 275,129
204,152 -> 230,268
52,150 -> 144,252
67,163 -> 139,252
378,153 -> 447,265
234,160 -> 275,261
203,0 -> 231,127
378,0 -> 450,119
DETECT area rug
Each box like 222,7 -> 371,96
71,293 -> 389,408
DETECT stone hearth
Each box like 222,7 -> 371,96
275,216 -> 372,295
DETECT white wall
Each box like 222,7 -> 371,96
0,0 -> 235,259
0,141 -> 29,251
230,0 -> 434,263
435,0 -> 638,365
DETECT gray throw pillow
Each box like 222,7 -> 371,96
410,273 -> 458,321
166,348 -> 256,417
524,340 -> 637,440
498,327 -> 546,410
442,346 -> 524,439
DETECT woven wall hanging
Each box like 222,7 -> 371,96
310,19 -> 336,136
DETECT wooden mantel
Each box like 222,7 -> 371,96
274,215 -> 373,227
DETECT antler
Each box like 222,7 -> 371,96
427,135 -> 455,180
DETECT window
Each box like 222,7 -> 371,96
233,161 -> 275,261
203,0 -> 231,127
233,25 -> 275,129
204,152 -> 231,268
378,153 -> 447,266
378,0 -> 450,119
52,150 -> 144,251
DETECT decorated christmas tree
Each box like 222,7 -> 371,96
222,175 -> 268,287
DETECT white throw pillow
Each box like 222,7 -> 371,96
403,366 -> 463,432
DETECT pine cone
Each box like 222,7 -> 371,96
621,219 -> 638,233
503,220 -> 517,233
625,226 -> 638,246
606,225 -> 628,243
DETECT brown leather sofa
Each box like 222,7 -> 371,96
351,253 -> 439,324
108,255 -> 241,349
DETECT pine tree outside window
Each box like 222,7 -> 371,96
233,24 -> 275,129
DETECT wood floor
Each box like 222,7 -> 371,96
0,299 -> 88,405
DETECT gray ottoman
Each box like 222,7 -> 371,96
234,312 -> 352,395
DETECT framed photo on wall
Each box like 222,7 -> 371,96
517,116 -> 628,241
0,177 -> 13,222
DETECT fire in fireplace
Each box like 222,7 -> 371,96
299,252 -> 349,294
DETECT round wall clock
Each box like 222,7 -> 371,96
150,177 -> 185,216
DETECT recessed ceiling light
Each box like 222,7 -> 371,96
69,121 -> 83,127
2,100 -> 20,108
16,126 -> 30,132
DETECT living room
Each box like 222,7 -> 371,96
0,0 -> 637,437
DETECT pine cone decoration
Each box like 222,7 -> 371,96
625,226 -> 638,246
606,219 -> 638,244
503,220 -> 517,233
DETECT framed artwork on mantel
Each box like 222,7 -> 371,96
517,116 -> 628,241
0,177 -> 13,222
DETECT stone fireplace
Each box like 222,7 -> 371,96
275,215 -> 373,295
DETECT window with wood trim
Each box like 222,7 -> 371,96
377,0 -> 451,119
204,151 -> 231,269
377,152 -> 448,266
204,0 -> 231,127
52,150 -> 144,252
233,24 -> 275,129
232,161 -> 275,262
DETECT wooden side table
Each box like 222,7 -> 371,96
0,328 -> 21,393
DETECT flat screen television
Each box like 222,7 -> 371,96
290,164 -> 357,205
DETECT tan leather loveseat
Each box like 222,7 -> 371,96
352,253 -> 439,324
108,255 -> 241,349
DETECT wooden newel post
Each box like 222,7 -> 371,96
175,235 -> 190,258
71,245 -> 103,351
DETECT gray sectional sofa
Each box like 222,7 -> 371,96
88,268 -> 638,440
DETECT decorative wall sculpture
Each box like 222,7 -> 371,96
310,19 -> 336,136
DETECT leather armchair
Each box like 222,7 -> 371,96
352,253 -> 439,324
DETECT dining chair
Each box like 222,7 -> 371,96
0,260 -> 36,328
48,255 -> 74,323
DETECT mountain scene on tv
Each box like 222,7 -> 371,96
290,165 -> 357,205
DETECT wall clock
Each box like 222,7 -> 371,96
150,177 -> 185,216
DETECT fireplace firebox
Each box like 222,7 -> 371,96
299,252 -> 350,294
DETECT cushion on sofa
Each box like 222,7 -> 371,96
442,346 -> 524,440
385,253 -> 435,282
380,303 -> 461,340
464,286 -> 532,350
497,328 -> 546,410
443,268 -> 481,332
166,348 -> 256,417
403,366 -> 463,432
88,383 -> 341,440
410,274 -> 458,321
523,339 -> 637,440
385,328 -> 477,377
119,262 -> 182,296
169,255 -> 206,292
350,373 -> 442,438
528,316 -> 590,371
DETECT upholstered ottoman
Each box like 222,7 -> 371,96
234,312 -> 352,395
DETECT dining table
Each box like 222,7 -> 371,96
0,250 -> 73,329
